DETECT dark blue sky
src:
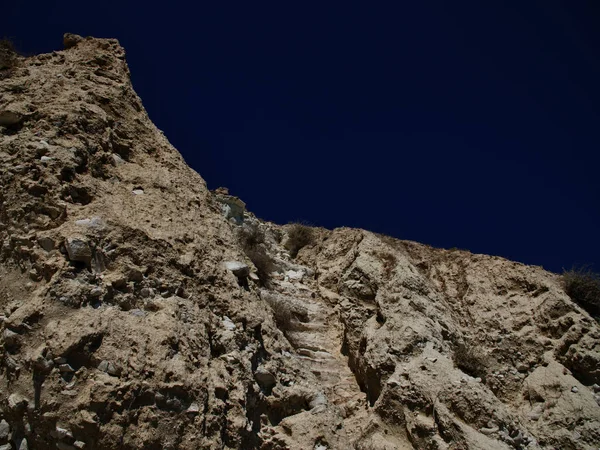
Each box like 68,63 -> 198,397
3,1 -> 599,273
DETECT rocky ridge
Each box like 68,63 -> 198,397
0,34 -> 598,449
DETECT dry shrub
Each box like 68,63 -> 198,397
237,224 -> 274,287
453,341 -> 487,379
562,267 -> 600,319
376,251 -> 397,278
285,222 -> 314,258
0,39 -> 19,78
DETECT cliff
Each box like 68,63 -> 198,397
0,35 -> 598,450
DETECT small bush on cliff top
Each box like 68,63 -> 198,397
285,222 -> 314,258
562,267 -> 600,319
0,39 -> 19,76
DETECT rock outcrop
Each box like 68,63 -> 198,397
0,35 -> 598,449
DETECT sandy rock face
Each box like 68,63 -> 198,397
0,34 -> 598,449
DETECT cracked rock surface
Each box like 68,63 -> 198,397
0,35 -> 598,449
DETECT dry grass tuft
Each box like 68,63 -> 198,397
562,267 -> 600,319
0,39 -> 19,78
285,223 -> 314,258
453,341 -> 488,379
237,224 -> 275,287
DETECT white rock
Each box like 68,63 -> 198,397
75,217 -> 104,229
222,316 -> 236,331
285,270 -> 304,281
40,156 -> 53,162
224,261 -> 250,278
308,392 -> 328,409
571,386 -> 579,393
186,403 -> 200,414
132,189 -> 144,195
111,154 -> 124,166
50,427 -> 73,439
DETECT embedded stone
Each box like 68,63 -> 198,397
65,238 -> 92,265
224,261 -> 250,278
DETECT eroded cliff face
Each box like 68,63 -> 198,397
0,35 -> 598,450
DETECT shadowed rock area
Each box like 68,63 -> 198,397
0,34 -> 598,449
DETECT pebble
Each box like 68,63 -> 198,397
40,156 -> 53,162
571,386 -> 579,393
132,189 -> 144,195
592,384 -> 600,393
97,360 -> 119,376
